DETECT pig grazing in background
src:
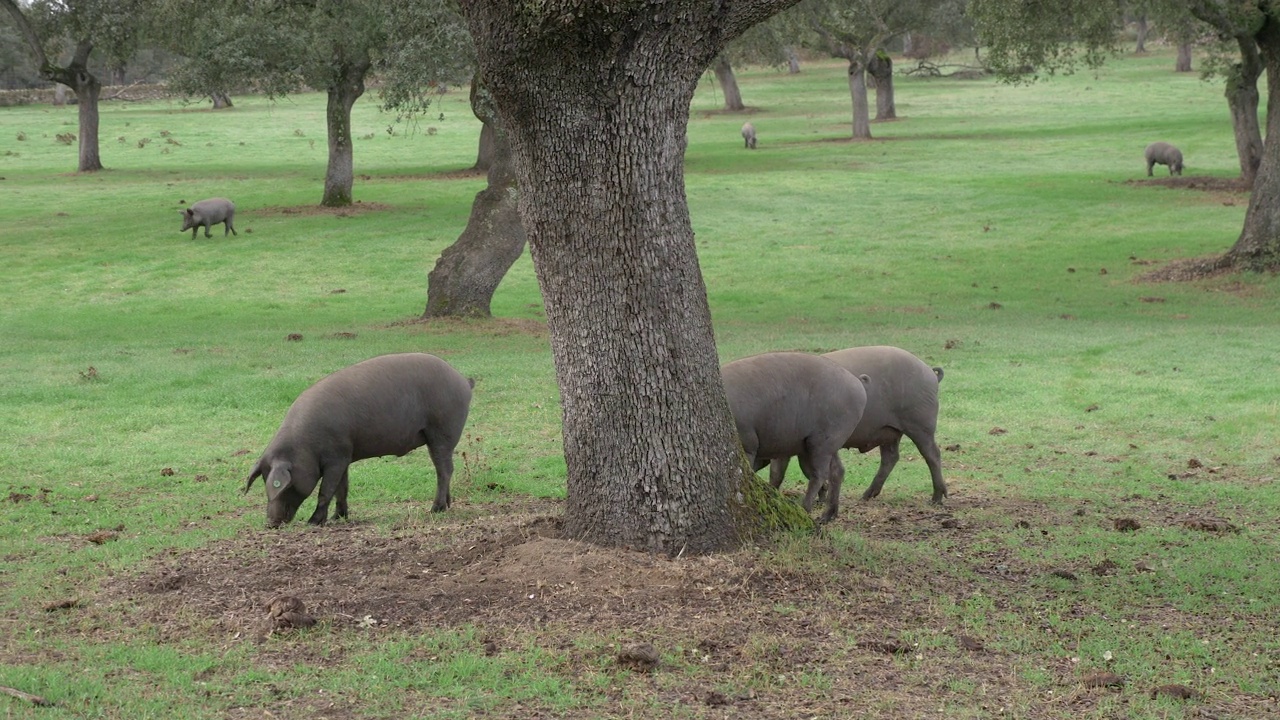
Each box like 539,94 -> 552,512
1144,142 -> 1184,176
741,121 -> 757,149
244,353 -> 474,527
180,197 -> 237,239
770,346 -> 947,505
722,352 -> 868,523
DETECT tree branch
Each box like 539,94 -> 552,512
0,0 -> 50,69
722,0 -> 805,39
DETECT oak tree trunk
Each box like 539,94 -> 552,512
848,57 -> 872,139
868,52 -> 896,120
1225,36 -> 1263,187
1134,15 -> 1149,53
74,72 -> 103,172
211,91 -> 234,109
457,0 -> 810,554
713,55 -> 746,111
473,119 -> 496,172
1223,26 -> 1280,271
785,46 -> 801,74
1176,42 -> 1193,72
425,81 -> 526,318
322,63 -> 369,207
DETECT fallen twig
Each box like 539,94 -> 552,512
0,685 -> 53,707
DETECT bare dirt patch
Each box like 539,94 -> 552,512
390,315 -> 549,338
254,201 -> 394,218
62,492 -> 1277,718
1126,175 -> 1250,193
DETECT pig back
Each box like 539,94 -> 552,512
822,346 -> 939,435
281,353 -> 473,460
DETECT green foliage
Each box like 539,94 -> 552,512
968,0 -> 1126,80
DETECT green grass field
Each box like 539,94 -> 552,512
1,48 -> 1278,719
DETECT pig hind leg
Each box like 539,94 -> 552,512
332,468 -> 350,520
906,431 -> 947,505
861,432 -> 904,500
224,211 -> 237,236
426,438 -> 458,512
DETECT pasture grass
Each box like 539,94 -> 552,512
2,47 -> 1278,718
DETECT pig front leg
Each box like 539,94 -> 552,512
308,458 -> 351,525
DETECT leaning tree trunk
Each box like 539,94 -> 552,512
457,0 -> 810,554
1222,28 -> 1280,271
848,56 -> 872,139
321,62 -> 369,207
712,55 -> 746,111
424,82 -> 526,318
1225,36 -> 1264,187
868,52 -> 896,120
1134,15 -> 1149,53
211,91 -> 234,109
1176,42 -> 1193,72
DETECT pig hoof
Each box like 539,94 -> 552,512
930,495 -> 947,506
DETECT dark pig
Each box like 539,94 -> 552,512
741,122 -> 757,149
180,197 -> 237,239
244,353 -> 474,527
722,352 -> 868,522
770,346 -> 947,504
1144,142 -> 1183,176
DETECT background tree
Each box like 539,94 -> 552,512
791,0 -> 933,138
455,0 -> 812,554
713,17 -> 798,111
968,0 -> 1280,272
1,0 -> 144,171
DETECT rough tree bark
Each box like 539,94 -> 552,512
424,80 -> 526,318
322,60 -> 370,207
848,55 -> 872,139
456,0 -> 811,554
1224,35 -> 1263,187
712,55 -> 746,111
867,51 -> 896,120
1176,42 -> 1193,72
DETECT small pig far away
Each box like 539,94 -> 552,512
722,351 -> 868,523
180,197 -> 237,239
244,353 -> 474,527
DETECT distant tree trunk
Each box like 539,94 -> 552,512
425,80 -> 526,318
785,46 -> 801,73
1225,35 -> 1263,187
321,61 -> 370,207
110,62 -> 126,86
1134,15 -> 1149,53
1176,42 -> 1193,72
868,51 -> 896,120
848,56 -> 872,139
74,70 -> 103,171
1221,28 -> 1280,271
53,83 -> 68,106
712,55 -> 746,111
902,32 -> 914,57
211,91 -> 234,109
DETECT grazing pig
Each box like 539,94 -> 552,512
1144,142 -> 1183,176
770,346 -> 947,505
741,121 -> 757,149
722,352 -> 868,523
244,353 -> 474,527
180,197 -> 237,239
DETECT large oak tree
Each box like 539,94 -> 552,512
455,0 -> 812,553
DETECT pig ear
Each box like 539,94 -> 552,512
184,208 -> 194,217
858,374 -> 871,385
264,462 -> 294,501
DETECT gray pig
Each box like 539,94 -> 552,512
1144,142 -> 1183,176
770,346 -> 947,505
722,352 -> 868,523
742,122 -> 757,149
180,197 -> 237,239
244,353 -> 474,527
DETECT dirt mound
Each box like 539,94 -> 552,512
1127,175 -> 1249,192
